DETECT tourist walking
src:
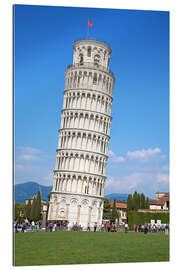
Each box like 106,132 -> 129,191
25,218 -> 29,230
21,223 -> 25,233
49,222 -> 53,232
15,222 -> 18,233
35,221 -> 39,232
87,223 -> 91,232
107,222 -> 110,232
110,225 -> 114,232
94,223 -> 97,232
144,225 -> 148,234
57,222 -> 60,231
165,224 -> 169,235
135,225 -> 139,234
46,221 -> 48,232
31,220 -> 35,232
125,223 -> 128,233
53,223 -> 56,232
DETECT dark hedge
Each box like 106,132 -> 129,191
127,211 -> 169,229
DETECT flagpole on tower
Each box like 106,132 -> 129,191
87,18 -> 90,39
87,18 -> 93,40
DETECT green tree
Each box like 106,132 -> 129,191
111,199 -> 119,222
25,199 -> 31,219
127,194 -> 133,210
14,203 -> 20,221
46,193 -> 51,219
140,193 -> 146,209
14,203 -> 19,221
30,196 -> 36,221
145,196 -> 149,209
34,190 -> 41,221
103,198 -> 111,219
137,193 -> 141,209
14,203 -> 26,223
132,191 -> 139,210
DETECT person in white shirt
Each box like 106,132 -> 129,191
31,220 -> 35,232
125,223 -> 128,233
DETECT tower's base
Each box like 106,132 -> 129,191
48,192 -> 104,230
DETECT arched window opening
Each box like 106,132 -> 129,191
79,54 -> 84,65
93,73 -> 97,85
107,57 -> 110,67
87,46 -> 91,57
94,54 -> 100,66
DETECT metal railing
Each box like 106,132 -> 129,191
74,37 -> 111,49
66,62 -> 114,77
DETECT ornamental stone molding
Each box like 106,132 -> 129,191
48,38 -> 115,229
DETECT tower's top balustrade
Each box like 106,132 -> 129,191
73,38 -> 112,53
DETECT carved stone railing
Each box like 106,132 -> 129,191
66,62 -> 114,77
74,37 -> 111,50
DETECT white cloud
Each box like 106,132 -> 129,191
105,177 -> 116,188
15,164 -> 25,171
17,146 -> 41,154
105,173 -> 147,192
15,163 -> 54,186
108,150 -> 125,163
19,154 -> 41,161
126,147 -> 161,159
156,173 -> 169,183
43,172 -> 54,184
108,147 -> 162,165
105,170 -> 169,197
17,146 -> 41,161
15,146 -> 55,186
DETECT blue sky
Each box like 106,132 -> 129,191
14,5 -> 169,198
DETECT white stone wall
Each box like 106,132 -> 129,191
65,68 -> 114,96
48,39 -> 114,229
58,130 -> 109,155
149,205 -> 162,210
53,173 -> 105,196
48,193 -> 104,229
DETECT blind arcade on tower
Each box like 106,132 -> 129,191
48,38 -> 115,230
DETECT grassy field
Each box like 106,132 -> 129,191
14,231 -> 169,266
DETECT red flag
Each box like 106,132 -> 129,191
88,19 -> 94,28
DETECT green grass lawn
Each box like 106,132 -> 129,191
14,231 -> 169,266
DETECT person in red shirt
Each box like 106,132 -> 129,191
106,222 -> 110,232
110,225 -> 114,232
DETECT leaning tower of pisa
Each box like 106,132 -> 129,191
48,38 -> 115,229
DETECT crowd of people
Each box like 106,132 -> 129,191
14,219 -> 42,233
14,218 -> 169,235
45,221 -> 69,232
133,223 -> 169,234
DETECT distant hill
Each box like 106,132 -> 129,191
14,182 -> 128,204
14,182 -> 52,204
104,193 -> 128,202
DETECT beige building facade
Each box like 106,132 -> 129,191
109,200 -> 127,222
149,192 -> 169,211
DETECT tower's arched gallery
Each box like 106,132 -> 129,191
48,38 -> 115,229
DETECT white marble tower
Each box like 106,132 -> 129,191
48,38 -> 115,229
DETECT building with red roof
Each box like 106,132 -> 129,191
149,192 -> 169,211
109,200 -> 127,222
